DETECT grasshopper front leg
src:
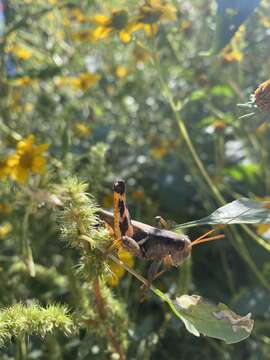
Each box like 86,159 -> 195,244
140,259 -> 163,301
121,235 -> 145,258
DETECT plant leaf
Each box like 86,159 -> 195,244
176,198 -> 270,229
210,0 -> 260,55
172,295 -> 253,344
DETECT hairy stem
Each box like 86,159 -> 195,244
93,278 -> 126,360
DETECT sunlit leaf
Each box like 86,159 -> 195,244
176,198 -> 270,229
210,0 -> 260,55
190,89 -> 206,101
225,163 -> 260,183
210,84 -> 234,98
171,295 -> 253,344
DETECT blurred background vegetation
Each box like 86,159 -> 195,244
0,0 -> 270,359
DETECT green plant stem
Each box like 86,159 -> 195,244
22,210 -> 35,277
108,254 -> 184,322
15,336 -> 27,360
108,254 -> 164,300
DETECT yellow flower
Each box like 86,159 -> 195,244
70,72 -> 101,91
150,144 -> 168,159
13,76 -> 35,87
134,0 -> 177,38
221,47 -> 243,63
107,250 -> 134,286
0,223 -> 12,239
138,0 -> 177,24
0,203 -> 12,214
69,7 -> 87,23
7,135 -> 49,183
57,72 -> 100,92
73,122 -> 91,138
91,9 -> 139,43
115,66 -> 128,78
0,158 -> 10,181
150,139 -> 180,159
10,45 -> 32,60
256,224 -> 270,237
62,6 -> 87,26
221,25 -> 244,64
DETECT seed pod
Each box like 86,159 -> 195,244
254,79 -> 270,112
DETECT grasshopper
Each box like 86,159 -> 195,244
98,180 -> 224,287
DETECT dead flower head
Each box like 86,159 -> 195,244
254,79 -> 270,112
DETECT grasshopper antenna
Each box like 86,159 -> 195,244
189,229 -> 225,249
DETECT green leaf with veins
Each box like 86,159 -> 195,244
176,198 -> 270,229
171,295 -> 253,344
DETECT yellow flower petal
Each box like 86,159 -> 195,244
110,263 -> 125,278
31,156 -> 46,173
7,154 -> 20,167
17,134 -> 35,152
13,76 -> 34,86
107,274 -> 120,287
115,66 -> 128,78
119,30 -> 131,43
33,143 -> 49,154
139,23 -> 159,37
92,26 -> 112,41
118,250 -> 134,268
7,135 -> 49,183
10,166 -> 29,183
11,45 -> 32,60
91,14 -> 110,26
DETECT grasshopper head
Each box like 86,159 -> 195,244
114,180 -> 125,194
170,235 -> 191,266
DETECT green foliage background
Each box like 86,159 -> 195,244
0,0 -> 270,359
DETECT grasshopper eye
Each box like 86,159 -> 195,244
170,242 -> 191,266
